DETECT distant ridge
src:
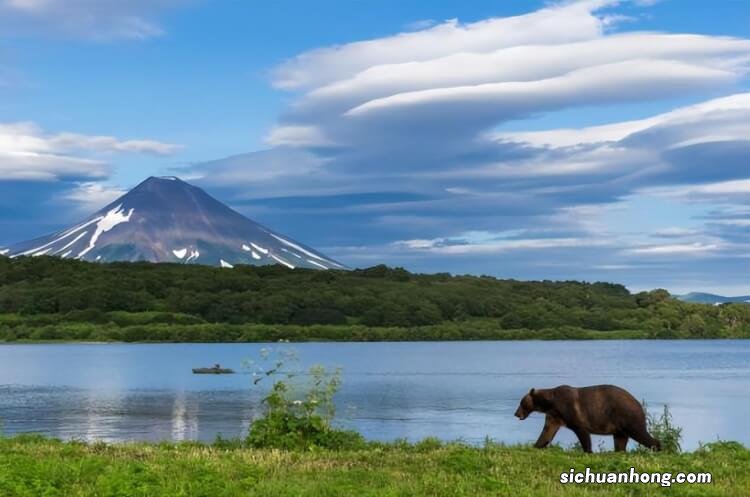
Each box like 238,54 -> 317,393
676,292 -> 750,305
2,176 -> 345,270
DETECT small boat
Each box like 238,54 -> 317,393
192,363 -> 235,374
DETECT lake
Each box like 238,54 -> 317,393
0,340 -> 748,450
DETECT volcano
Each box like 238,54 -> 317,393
2,176 -> 345,270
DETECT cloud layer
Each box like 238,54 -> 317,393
0,121 -> 181,181
189,0 -> 750,292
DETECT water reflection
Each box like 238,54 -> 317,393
0,341 -> 748,449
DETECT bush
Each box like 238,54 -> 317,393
697,440 -> 745,455
247,410 -> 363,450
245,351 -> 364,450
644,403 -> 682,454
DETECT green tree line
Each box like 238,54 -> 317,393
1,256 -> 749,341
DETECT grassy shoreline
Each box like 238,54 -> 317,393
3,319 -> 746,343
3,334 -> 748,345
0,332 -> 744,344
0,435 -> 746,496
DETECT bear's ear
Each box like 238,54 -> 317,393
529,388 -> 536,396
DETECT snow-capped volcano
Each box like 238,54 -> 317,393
3,176 -> 345,270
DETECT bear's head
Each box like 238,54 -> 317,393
514,388 -> 551,420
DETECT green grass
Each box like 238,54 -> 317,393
0,435 -> 746,496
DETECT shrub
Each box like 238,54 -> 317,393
245,350 -> 364,450
697,440 -> 745,455
414,437 -> 444,452
247,410 -> 363,450
644,402 -> 682,454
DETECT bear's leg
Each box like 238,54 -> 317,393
534,415 -> 562,448
573,429 -> 592,453
613,433 -> 628,452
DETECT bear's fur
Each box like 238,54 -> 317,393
514,384 -> 661,453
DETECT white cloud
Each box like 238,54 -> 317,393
0,121 -> 181,180
49,133 -> 182,155
626,242 -> 722,255
191,0 -> 750,290
652,227 -> 701,238
193,147 -> 337,199
62,182 -> 126,212
710,219 -> 750,227
0,0 -> 183,40
393,230 -> 613,255
344,59 -> 733,119
498,92 -> 750,148
265,125 -> 334,148
273,1 -> 614,90
200,0 -> 750,210
0,152 -> 105,181
645,178 -> 750,200
259,1 -> 750,182
600,13 -> 637,28
453,93 -> 750,204
311,34 -> 748,118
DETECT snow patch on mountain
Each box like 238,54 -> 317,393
77,204 -> 134,259
186,250 -> 200,263
54,231 -> 88,255
219,259 -> 234,268
12,217 -> 100,258
173,248 -> 187,259
241,244 -> 264,260
281,248 -> 302,259
307,259 -> 328,269
269,233 -> 327,262
270,254 -> 295,269
250,242 -> 269,255
59,216 -> 104,240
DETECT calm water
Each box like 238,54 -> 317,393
0,341 -> 748,450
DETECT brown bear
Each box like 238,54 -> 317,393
514,384 -> 661,453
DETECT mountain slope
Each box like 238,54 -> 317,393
3,176 -> 345,270
676,292 -> 750,304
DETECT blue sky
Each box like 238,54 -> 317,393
1,0 -> 750,294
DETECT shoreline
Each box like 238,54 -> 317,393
1,335 -> 748,345
0,435 -> 746,496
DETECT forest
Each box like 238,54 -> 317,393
1,256 -> 749,341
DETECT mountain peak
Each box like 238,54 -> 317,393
132,175 -> 189,190
5,177 -> 345,270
